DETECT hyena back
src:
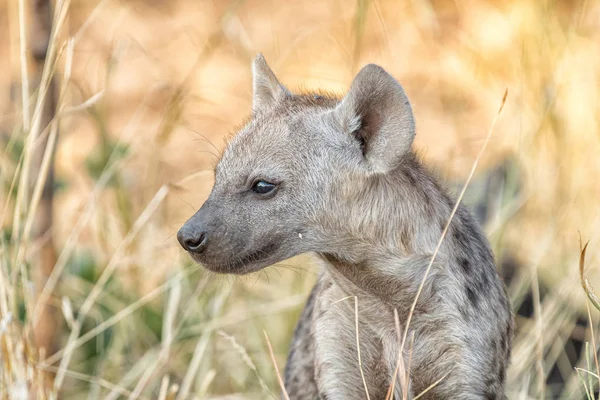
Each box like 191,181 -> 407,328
178,54 -> 514,399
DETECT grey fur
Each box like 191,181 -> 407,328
178,54 -> 514,399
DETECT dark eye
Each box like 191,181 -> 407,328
252,180 -> 277,195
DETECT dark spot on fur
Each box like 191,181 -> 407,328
459,257 -> 471,274
482,379 -> 499,399
466,287 -> 479,308
475,270 -> 491,294
453,226 -> 469,250
424,190 -> 433,209
461,212 -> 475,231
498,365 -> 506,384
485,390 -> 497,400
400,229 -> 411,251
406,171 -> 417,187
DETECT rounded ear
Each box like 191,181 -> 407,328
331,64 -> 415,173
251,54 -> 290,114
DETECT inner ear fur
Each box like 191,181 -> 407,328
334,64 -> 416,173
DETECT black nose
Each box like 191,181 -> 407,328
177,225 -> 208,253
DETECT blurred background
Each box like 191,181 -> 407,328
1,0 -> 600,398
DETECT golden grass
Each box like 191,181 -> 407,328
1,0 -> 600,398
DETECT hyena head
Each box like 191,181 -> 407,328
178,54 -> 416,274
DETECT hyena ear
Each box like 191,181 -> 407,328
333,64 -> 415,173
251,54 -> 290,114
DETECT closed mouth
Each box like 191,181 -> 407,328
191,240 -> 281,274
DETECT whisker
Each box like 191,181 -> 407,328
187,127 -> 221,155
176,193 -> 197,211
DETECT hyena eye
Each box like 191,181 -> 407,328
252,180 -> 277,195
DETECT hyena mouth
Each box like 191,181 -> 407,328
196,240 -> 282,274
237,241 -> 280,267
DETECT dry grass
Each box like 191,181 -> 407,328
1,0 -> 600,398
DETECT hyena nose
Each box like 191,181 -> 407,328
177,225 -> 208,254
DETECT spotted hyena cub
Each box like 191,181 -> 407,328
178,54 -> 514,399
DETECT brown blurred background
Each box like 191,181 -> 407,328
1,0 -> 600,398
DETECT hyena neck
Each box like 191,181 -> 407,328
318,153 -> 459,308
